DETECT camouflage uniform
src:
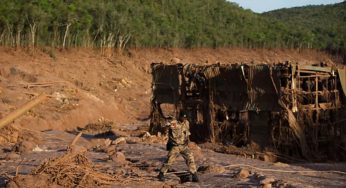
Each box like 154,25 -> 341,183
160,120 -> 197,175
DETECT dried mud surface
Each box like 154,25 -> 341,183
0,47 -> 345,187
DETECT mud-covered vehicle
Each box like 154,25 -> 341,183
149,62 -> 346,161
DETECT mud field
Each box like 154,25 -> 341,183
0,48 -> 345,187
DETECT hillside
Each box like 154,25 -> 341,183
0,48 -> 337,131
0,0 -> 335,50
264,2 -> 346,54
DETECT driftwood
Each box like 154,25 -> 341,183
70,132 -> 83,146
0,94 -> 48,129
21,81 -> 66,89
7,81 -> 66,89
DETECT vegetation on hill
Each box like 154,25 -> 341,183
264,1 -> 346,54
0,0 -> 344,53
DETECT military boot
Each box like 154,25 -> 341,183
192,172 -> 199,182
158,172 -> 165,181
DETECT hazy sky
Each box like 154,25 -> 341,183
227,0 -> 344,13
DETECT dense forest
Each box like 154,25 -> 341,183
0,0 -> 344,53
264,1 -> 346,54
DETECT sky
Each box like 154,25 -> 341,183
227,0 -> 344,13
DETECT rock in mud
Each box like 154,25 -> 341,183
189,142 -> 203,159
8,174 -> 61,188
105,145 -> 117,156
69,145 -> 87,154
152,161 -> 162,168
5,152 -> 20,160
273,162 -> 289,168
171,57 -> 182,64
126,137 -> 141,144
261,152 -> 277,162
104,138 -> 112,147
260,177 -> 275,185
112,137 -> 126,145
14,141 -> 36,153
262,183 -> 272,188
5,181 -> 18,188
237,168 -> 250,179
81,120 -> 114,135
198,165 -> 226,174
142,132 -> 151,139
111,129 -> 129,138
111,152 -> 127,165
261,177 -> 275,188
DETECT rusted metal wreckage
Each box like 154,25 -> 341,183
149,62 -> 346,160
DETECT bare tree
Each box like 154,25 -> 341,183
62,23 -> 72,50
117,34 -> 131,53
15,25 -> 22,48
28,21 -> 36,48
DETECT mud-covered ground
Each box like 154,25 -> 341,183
0,48 -> 345,187
0,129 -> 345,187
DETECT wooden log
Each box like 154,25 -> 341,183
70,132 -> 83,146
0,94 -> 48,129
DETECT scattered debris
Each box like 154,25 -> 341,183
118,78 -> 132,88
33,151 -> 117,187
79,120 -> 114,135
52,92 -> 79,111
30,133 -> 118,187
32,146 -> 54,152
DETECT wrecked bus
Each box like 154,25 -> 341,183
149,62 -> 346,160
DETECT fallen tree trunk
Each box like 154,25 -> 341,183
0,94 -> 48,129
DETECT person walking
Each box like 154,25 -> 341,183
158,115 -> 199,182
